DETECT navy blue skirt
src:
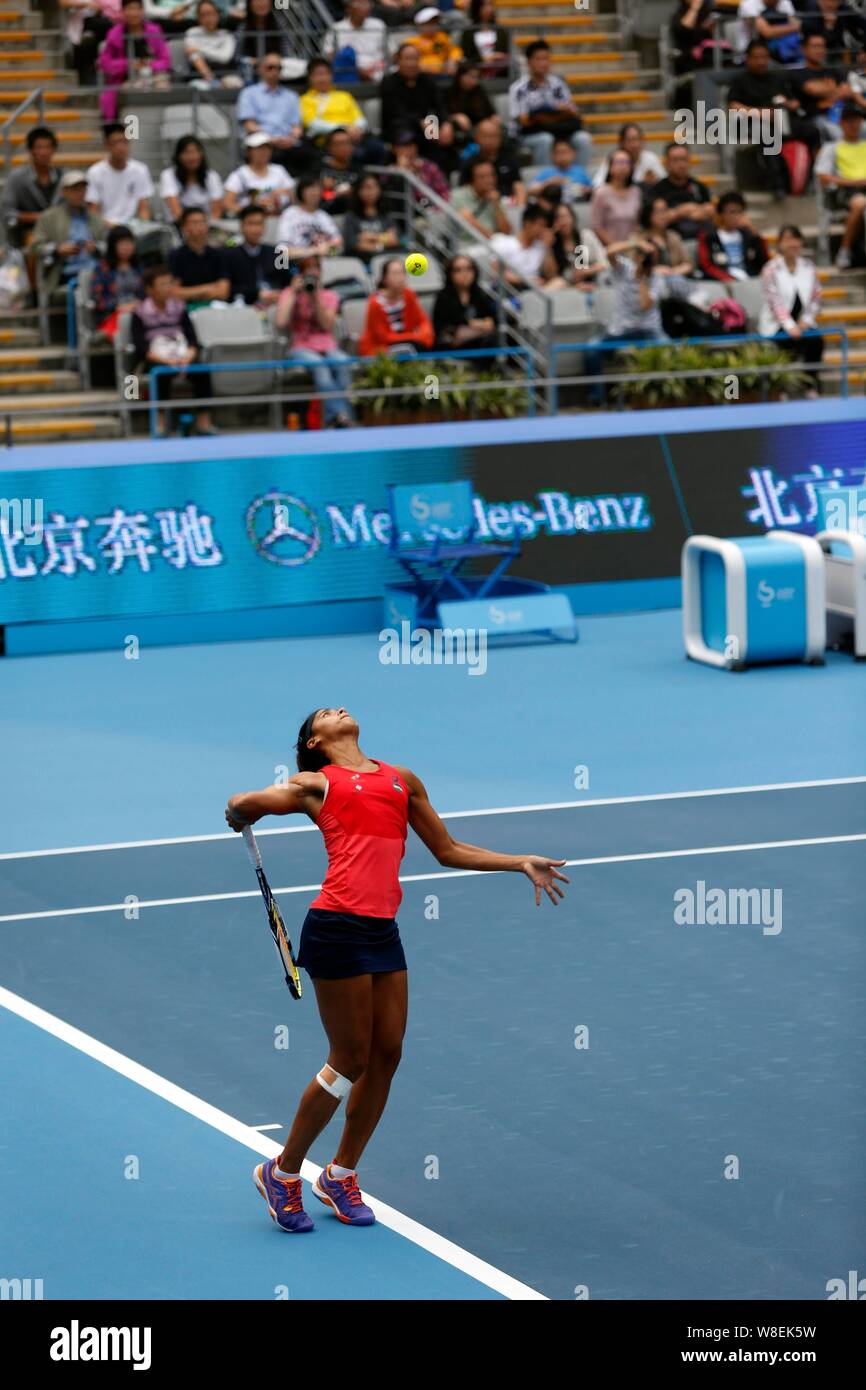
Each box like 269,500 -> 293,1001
296,908 -> 407,980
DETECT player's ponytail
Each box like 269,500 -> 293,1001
296,710 -> 328,772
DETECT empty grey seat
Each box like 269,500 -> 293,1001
338,297 -> 369,352
189,304 -> 276,398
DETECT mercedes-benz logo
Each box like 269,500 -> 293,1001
245,491 -> 320,567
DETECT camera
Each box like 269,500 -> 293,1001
302,276 -> 317,294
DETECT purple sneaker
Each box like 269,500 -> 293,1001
313,1165 -> 375,1226
253,1159 -> 314,1233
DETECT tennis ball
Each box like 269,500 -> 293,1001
405,252 -> 428,277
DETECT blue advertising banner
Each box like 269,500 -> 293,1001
2,408 -> 865,632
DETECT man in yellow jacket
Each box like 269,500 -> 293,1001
406,8 -> 463,75
300,57 -> 368,146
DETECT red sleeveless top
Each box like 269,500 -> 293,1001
310,760 -> 409,918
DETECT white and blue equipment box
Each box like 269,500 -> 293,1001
682,532 -> 826,669
815,485 -> 866,659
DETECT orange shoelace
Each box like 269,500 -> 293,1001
276,1175 -> 304,1214
336,1173 -> 363,1205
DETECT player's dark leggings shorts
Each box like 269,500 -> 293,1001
296,908 -> 407,980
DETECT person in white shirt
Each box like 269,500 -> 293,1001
592,122 -> 665,189
276,176 -> 342,257
489,203 -> 555,288
323,0 -> 388,83
737,0 -> 799,61
86,122 -> 154,226
184,0 -> 239,87
759,223 -> 823,393
223,132 -> 295,217
159,134 -> 224,221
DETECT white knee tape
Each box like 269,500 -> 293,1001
316,1066 -> 352,1100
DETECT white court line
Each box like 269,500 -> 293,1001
250,1123 -> 283,1133
2,832 -> 864,924
1,775 -> 864,862
0,985 -> 545,1302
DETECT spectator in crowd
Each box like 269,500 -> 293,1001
651,142 -> 715,242
97,0 -> 171,121
391,129 -> 451,204
276,176 -> 343,256
845,42 -> 866,113
784,30 -> 852,143
276,256 -> 354,426
379,43 -> 452,151
60,0 -> 122,87
159,135 -> 225,221
639,195 -> 694,275
545,200 -> 608,290
342,174 -> 401,262
406,9 -> 462,76
235,0 -> 293,63
319,128 -> 366,214
322,0 -> 388,84
697,190 -> 770,279
2,127 -> 61,249
131,263 -> 215,435
759,222 -> 823,392
590,150 -> 641,247
462,0 -> 510,77
604,236 -> 668,340
237,52 -> 307,175
727,40 -> 788,199
489,203 -> 556,289
802,0 -> 866,56
32,171 -> 105,293
86,123 -> 154,228
167,207 -> 230,304
358,256 -> 435,355
432,251 -> 497,349
299,57 -> 377,160
224,132 -> 295,216
592,123 -> 665,189
741,0 -> 802,65
670,0 -> 721,74
528,136 -> 592,202
144,0 -> 196,32
447,61 -> 495,147
91,223 -> 143,335
184,0 -> 240,87
452,158 -> 512,241
460,115 -> 526,203
509,39 -> 591,169
815,103 -> 866,266
226,204 -> 289,305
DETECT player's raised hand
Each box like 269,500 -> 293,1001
523,856 -> 569,907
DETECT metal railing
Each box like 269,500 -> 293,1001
548,328 -> 850,412
146,345 -> 538,438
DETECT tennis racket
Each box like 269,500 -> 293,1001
242,825 -> 302,999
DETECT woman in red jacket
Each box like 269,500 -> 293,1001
358,257 -> 435,356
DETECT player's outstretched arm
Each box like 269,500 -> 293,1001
225,772 -> 325,831
397,767 -> 569,907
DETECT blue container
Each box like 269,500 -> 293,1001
682,532 -> 826,668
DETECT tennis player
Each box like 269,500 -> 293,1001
225,706 -> 568,1233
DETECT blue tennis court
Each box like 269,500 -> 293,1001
2,611 -> 864,1301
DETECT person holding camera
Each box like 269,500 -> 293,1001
275,256 -> 354,428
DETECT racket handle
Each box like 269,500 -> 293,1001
241,824 -> 262,871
